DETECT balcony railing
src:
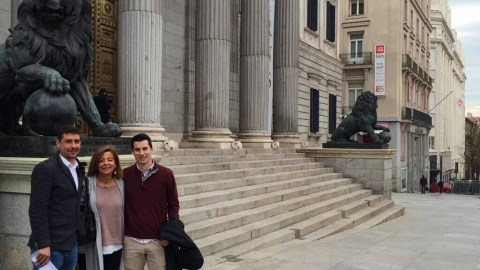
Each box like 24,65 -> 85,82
402,54 -> 434,87
340,52 -> 372,66
402,107 -> 432,126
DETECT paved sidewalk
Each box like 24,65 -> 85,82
205,192 -> 480,270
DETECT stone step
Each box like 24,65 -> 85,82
159,153 -> 306,166
185,189 -> 373,241
165,148 -> 297,158
349,199 -> 394,226
212,230 -> 296,259
181,180 -> 362,225
354,204 -> 405,231
178,171 -> 341,197
175,162 -> 325,185
197,188 -> 374,256
288,194 -> 383,237
180,170 -> 338,208
168,157 -> 316,175
299,199 -> 396,240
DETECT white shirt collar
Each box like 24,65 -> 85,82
59,154 -> 78,168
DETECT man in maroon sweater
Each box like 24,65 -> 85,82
123,133 -> 180,270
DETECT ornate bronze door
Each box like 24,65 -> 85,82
78,0 -> 118,135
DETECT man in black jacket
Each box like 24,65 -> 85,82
420,175 -> 428,194
28,126 -> 83,270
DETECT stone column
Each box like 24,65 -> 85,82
237,0 -> 272,148
11,0 -> 22,28
187,0 -> 234,149
272,0 -> 301,148
117,0 -> 167,144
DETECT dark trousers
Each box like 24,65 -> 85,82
77,248 -> 122,270
421,185 -> 426,194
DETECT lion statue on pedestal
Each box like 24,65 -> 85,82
0,0 -> 121,137
331,91 -> 390,144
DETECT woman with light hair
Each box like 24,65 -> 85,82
78,145 -> 125,270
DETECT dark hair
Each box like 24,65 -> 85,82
130,133 -> 153,150
57,126 -> 81,140
87,145 -> 123,178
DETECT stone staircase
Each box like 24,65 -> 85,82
157,148 -> 404,259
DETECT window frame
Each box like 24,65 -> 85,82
350,0 -> 364,15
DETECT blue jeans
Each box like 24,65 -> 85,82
31,243 -> 78,270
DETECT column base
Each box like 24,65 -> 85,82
120,126 -> 169,149
272,134 -> 302,149
237,132 -> 273,148
179,129 -> 239,149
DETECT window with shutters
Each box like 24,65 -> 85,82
307,0 -> 318,31
328,94 -> 337,134
326,2 -> 336,42
310,89 -> 320,133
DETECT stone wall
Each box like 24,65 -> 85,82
299,148 -> 396,199
0,193 -> 31,270
298,42 -> 343,147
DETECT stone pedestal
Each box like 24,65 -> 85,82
298,148 -> 396,199
237,0 -> 272,148
272,0 -> 300,148
117,0 -> 168,147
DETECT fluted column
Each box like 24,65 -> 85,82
272,0 -> 301,148
117,0 -> 167,142
237,0 -> 272,148
188,0 -> 234,148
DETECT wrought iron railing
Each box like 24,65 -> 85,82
339,52 -> 372,65
402,54 -> 434,87
402,107 -> 432,126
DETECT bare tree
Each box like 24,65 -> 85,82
464,118 -> 480,180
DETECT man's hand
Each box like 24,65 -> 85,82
36,247 -> 51,267
160,239 -> 170,247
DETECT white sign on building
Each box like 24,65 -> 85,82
374,44 -> 386,96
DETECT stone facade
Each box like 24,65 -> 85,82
429,0 -> 466,181
338,0 -> 434,192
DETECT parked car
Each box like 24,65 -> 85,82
429,183 -> 453,194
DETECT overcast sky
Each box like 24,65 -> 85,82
448,0 -> 480,115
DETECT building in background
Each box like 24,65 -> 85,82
338,0 -> 434,192
0,0 -> 343,148
428,0 -> 466,183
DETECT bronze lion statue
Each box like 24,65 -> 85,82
331,91 -> 390,144
0,0 -> 121,137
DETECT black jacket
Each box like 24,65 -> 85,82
28,155 -> 84,250
420,176 -> 427,185
159,219 -> 204,270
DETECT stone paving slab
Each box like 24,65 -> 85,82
204,193 -> 480,270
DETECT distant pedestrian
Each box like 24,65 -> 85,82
420,175 -> 427,194
438,180 -> 444,194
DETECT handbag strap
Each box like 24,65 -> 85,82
81,177 -> 90,206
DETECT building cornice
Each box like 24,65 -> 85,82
430,10 -> 455,42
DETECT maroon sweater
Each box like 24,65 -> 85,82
123,163 -> 180,239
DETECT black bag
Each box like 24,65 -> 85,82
78,177 -> 96,245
